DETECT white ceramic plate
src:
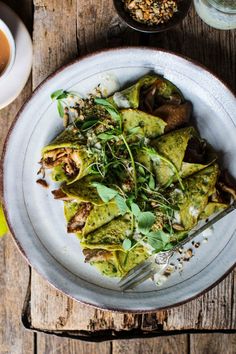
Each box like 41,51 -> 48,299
3,48 -> 236,312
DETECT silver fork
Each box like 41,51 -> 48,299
119,200 -> 236,291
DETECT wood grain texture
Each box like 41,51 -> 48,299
190,333 -> 236,354
112,335 -> 188,354
0,5 -> 34,353
0,1 -> 34,353
32,0 -> 78,88
37,333 -> 111,354
29,0 -> 236,337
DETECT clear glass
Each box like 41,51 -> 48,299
208,0 -> 236,13
194,0 -> 236,29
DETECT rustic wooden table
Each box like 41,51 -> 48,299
0,0 -> 236,353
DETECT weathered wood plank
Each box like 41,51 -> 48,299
30,269 -> 236,331
76,0 -> 141,55
32,0 -> 78,88
37,333 -> 111,354
30,271 -> 140,331
190,333 -> 236,354
0,0 -> 35,352
112,335 -> 188,354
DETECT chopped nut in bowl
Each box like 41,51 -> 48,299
113,0 -> 191,33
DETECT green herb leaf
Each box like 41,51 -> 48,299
94,98 -> 116,108
147,230 -> 170,251
138,165 -> 145,176
0,204 -> 8,237
57,100 -> 64,118
57,91 -> 69,100
138,176 -> 146,183
115,194 -> 128,215
137,211 -> 156,235
104,106 -> 120,121
147,237 -> 163,251
163,243 -> 173,251
122,238 -> 132,251
130,203 -> 140,217
149,175 -> 155,190
95,98 -> 120,121
51,89 -> 64,100
81,119 -> 99,130
97,132 -> 117,141
92,182 -> 118,203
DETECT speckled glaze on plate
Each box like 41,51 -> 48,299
3,48 -> 236,312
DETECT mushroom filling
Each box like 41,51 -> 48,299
83,249 -> 113,263
67,202 -> 93,233
42,148 -> 81,177
139,79 -> 192,132
183,137 -> 208,164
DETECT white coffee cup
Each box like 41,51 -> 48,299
0,19 -> 16,80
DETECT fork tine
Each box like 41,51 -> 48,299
121,266 -> 156,291
118,259 -> 153,286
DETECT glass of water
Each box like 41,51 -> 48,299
194,0 -> 236,29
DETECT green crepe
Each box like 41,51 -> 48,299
172,163 -> 220,230
200,202 -> 228,219
137,127 -> 216,188
81,214 -> 132,251
109,74 -> 184,109
62,177 -> 120,237
42,125 -> 94,184
122,109 -> 167,141
109,75 -> 157,108
88,246 -> 149,278
81,214 -> 149,277
117,246 -> 149,275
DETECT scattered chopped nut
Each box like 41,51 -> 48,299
123,0 -> 179,26
183,248 -> 193,261
172,223 -> 185,231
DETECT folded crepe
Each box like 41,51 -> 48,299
56,177 -> 121,238
109,74 -> 192,132
137,126 -> 216,188
81,215 -> 132,277
80,214 -> 132,251
109,75 -> 158,109
41,125 -> 94,184
83,245 -> 149,278
109,74 -> 183,108
83,249 -> 123,277
81,215 -> 148,277
122,109 -> 167,141
172,163 -> 220,230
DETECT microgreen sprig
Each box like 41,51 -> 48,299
95,98 -> 138,197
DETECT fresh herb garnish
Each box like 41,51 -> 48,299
122,238 -> 132,251
91,182 -> 118,203
51,90 -> 70,118
137,211 -> 156,235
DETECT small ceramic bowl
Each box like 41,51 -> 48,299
0,18 -> 16,80
113,0 -> 192,33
